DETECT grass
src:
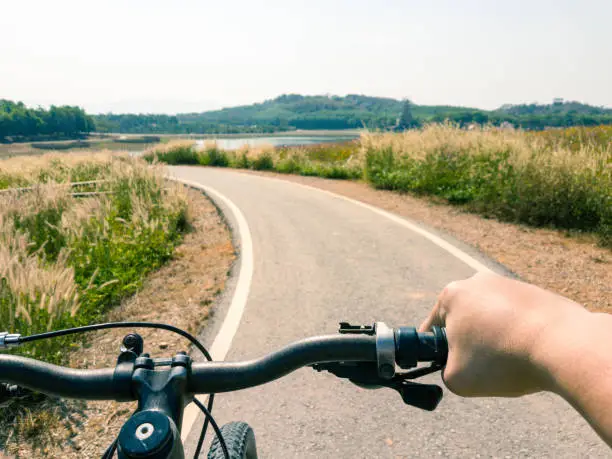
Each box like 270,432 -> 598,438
143,140 -> 362,179
362,125 -> 611,248
529,125 -> 612,151
0,152 -> 189,363
144,126 -> 611,248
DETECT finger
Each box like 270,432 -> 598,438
418,300 -> 445,332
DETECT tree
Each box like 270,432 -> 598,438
397,100 -> 419,130
0,100 -> 93,140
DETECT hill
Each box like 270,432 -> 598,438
4,95 -> 611,139
93,94 -> 487,133
93,95 -> 612,134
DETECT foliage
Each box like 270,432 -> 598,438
397,100 -> 420,130
0,154 -> 188,362
0,100 -> 95,141
142,141 -> 199,165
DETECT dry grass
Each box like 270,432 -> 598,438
361,124 -> 610,183
0,153 -> 189,361
362,124 -> 611,247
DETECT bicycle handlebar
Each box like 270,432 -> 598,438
189,334 -> 377,393
0,353 -> 116,399
0,323 -> 447,459
0,326 -> 446,401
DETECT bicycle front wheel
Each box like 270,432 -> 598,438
207,421 -> 257,459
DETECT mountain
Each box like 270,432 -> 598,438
92,95 -> 612,134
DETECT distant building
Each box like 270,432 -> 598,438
553,98 -> 564,105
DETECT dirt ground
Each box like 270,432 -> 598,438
0,188 -> 235,458
244,171 -> 611,313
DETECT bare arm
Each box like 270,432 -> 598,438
420,272 -> 612,446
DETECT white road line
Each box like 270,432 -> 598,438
171,177 -> 254,440
237,172 -> 493,274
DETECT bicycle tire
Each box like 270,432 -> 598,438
207,421 -> 257,459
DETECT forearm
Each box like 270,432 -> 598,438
534,310 -> 612,446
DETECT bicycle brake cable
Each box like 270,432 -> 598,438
193,397 -> 229,459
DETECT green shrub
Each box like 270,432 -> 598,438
143,143 -> 198,165
251,153 -> 274,170
199,147 -> 229,167
274,156 -> 302,174
230,152 -> 251,169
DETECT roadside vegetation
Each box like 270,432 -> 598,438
144,140 -> 363,179
0,153 -> 189,363
145,125 -> 611,248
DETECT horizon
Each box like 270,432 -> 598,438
2,0 -> 611,114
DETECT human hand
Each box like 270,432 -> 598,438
420,272 -> 586,397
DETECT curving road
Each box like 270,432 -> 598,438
171,167 -> 607,458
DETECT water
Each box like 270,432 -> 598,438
195,135 -> 358,150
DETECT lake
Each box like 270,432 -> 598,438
195,135 -> 359,150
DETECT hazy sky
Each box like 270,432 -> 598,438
2,0 -> 611,114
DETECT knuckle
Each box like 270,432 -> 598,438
442,364 -> 470,397
440,281 -> 460,301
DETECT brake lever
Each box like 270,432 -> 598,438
311,362 -> 445,411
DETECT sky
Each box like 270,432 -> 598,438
1,0 -> 611,114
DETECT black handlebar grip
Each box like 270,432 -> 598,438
394,326 -> 448,369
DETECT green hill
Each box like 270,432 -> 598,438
91,94 -> 612,134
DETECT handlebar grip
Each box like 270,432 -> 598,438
0,354 -> 119,400
394,326 -> 448,369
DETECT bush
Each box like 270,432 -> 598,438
143,142 -> 198,165
199,146 -> 229,167
230,152 -> 251,169
251,153 -> 274,170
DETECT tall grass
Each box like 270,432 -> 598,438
529,125 -> 612,152
0,153 -> 188,362
363,125 -> 611,247
143,140 -> 362,179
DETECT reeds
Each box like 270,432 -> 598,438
0,153 -> 188,362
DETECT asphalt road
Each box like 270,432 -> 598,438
171,167 -> 608,458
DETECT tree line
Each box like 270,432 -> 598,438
0,100 -> 95,141
3,96 -> 612,139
